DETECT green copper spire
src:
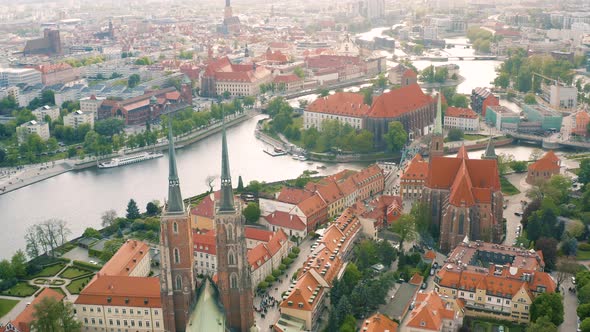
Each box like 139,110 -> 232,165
484,136 -> 497,160
166,116 -> 184,213
434,91 -> 443,136
219,114 -> 235,212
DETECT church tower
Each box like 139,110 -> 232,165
482,136 -> 497,160
224,0 -> 233,19
429,91 -> 444,160
215,123 -> 254,332
160,119 -> 195,332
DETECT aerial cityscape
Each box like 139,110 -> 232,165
1,0 -> 590,331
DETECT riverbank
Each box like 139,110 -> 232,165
0,110 -> 259,195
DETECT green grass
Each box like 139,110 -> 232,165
49,287 -> 66,297
470,318 -> 524,332
59,267 -> 93,279
464,134 -> 487,141
66,276 -> 93,295
29,262 -> 67,279
0,298 -> 19,318
500,176 -> 521,196
1,282 -> 39,297
577,250 -> 590,260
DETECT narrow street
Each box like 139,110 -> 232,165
254,238 -> 314,331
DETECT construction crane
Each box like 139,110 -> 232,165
532,72 -> 559,91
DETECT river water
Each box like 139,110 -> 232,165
0,115 -> 363,259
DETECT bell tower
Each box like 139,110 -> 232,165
214,121 -> 255,332
160,118 -> 194,332
430,91 -> 444,160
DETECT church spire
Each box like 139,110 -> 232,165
434,91 -> 443,136
219,113 -> 235,212
483,136 -> 497,160
166,116 -> 184,213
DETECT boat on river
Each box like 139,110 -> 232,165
98,152 -> 163,169
263,147 -> 288,157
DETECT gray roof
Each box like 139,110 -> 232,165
382,283 -> 418,321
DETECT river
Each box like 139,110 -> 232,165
0,115 -> 363,259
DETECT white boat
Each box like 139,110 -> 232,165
297,155 -> 308,161
98,152 -> 163,169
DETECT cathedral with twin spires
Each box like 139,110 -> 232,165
159,118 -> 255,332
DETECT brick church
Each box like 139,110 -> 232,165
404,94 -> 504,252
159,117 -> 254,331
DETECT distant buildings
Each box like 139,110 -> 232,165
64,110 -> 95,129
522,104 -> 563,131
365,84 -> 437,147
485,105 -> 520,130
32,105 -> 60,121
16,120 -> 50,143
200,57 -> 272,97
80,95 -> 105,119
541,82 -> 577,109
303,92 -> 369,130
526,150 -> 561,185
574,111 -> 590,137
34,63 -> 81,86
0,67 -> 42,88
444,106 -> 479,132
471,88 -> 499,117
23,28 -> 62,56
434,240 -> 556,324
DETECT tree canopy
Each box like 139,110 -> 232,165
383,121 -> 407,153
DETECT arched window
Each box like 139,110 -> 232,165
230,273 -> 238,288
226,224 -> 234,241
173,222 -> 178,234
174,248 -> 180,264
175,275 -> 182,290
228,250 -> 235,266
458,214 -> 465,235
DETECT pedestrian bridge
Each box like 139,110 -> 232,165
509,133 -> 590,149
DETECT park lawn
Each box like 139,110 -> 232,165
66,276 -> 93,295
471,319 -> 524,332
577,250 -> 590,260
28,262 -> 67,279
464,134 -> 487,141
0,298 -> 19,318
1,282 -> 39,297
500,177 -> 520,196
59,267 -> 93,279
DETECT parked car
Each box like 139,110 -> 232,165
572,276 -> 577,285
514,212 -> 522,217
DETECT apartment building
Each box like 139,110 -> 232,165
16,120 -> 50,143
64,110 -> 95,129
444,107 -> 479,132
32,105 -> 61,121
433,241 -> 555,324
0,67 -> 42,88
303,92 -> 369,130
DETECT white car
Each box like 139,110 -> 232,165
572,276 -> 577,285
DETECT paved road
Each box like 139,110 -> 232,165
255,238 -> 313,331
502,173 -> 530,246
559,276 -> 579,332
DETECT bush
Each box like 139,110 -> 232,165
279,264 -> 287,271
447,128 -> 464,142
272,270 -> 281,278
265,275 -> 276,283
579,243 -> 590,251
258,281 -> 269,291
292,247 -> 301,255
283,257 -> 294,266
72,260 -> 102,271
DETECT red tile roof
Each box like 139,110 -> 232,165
402,154 -> 428,180
75,276 -> 161,308
193,230 -> 217,255
297,193 -> 327,217
247,243 -> 271,270
190,191 -> 221,218
367,84 -> 435,118
307,92 -> 370,117
402,69 -> 417,78
98,240 -> 150,277
273,74 -> 301,84
266,228 -> 288,255
277,187 -> 314,205
528,150 -> 560,171
245,227 -> 274,242
363,312 -> 399,332
263,211 -> 307,231
3,288 -> 65,332
406,291 -> 456,331
445,106 -> 478,119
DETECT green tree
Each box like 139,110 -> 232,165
451,94 -> 469,108
128,74 -> 140,88
339,314 -> 356,332
30,296 -> 82,332
100,238 -> 125,261
383,121 -> 407,153
582,318 -> 590,332
524,93 -> 537,104
10,250 -> 27,279
534,237 -> 559,270
509,160 -> 528,173
362,87 -> 373,105
530,292 -> 563,326
578,303 -> 590,321
447,128 -> 464,141
293,67 -> 305,79
391,214 -> 416,252
319,89 -> 330,97
126,199 -> 141,220
578,158 -> 590,186
413,44 -> 424,55
82,227 -> 101,239
0,259 -> 14,280
146,201 -> 160,216
525,315 -> 557,332
494,72 -> 511,89
242,203 -> 261,223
